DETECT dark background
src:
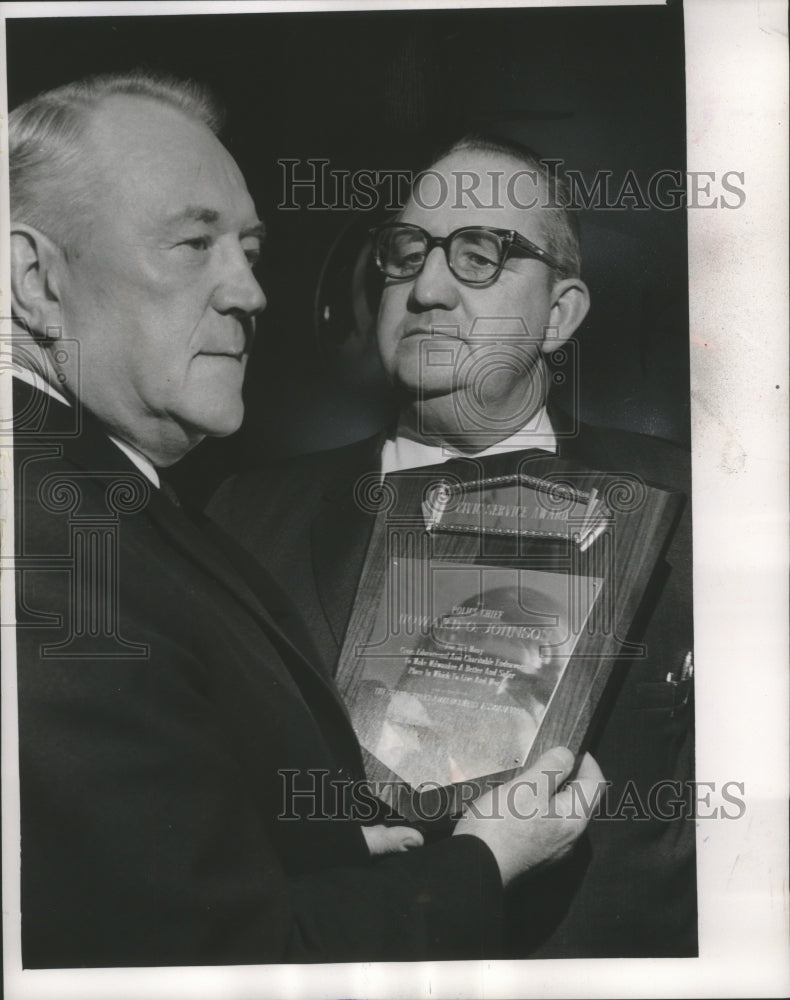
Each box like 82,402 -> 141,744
8,5 -> 688,502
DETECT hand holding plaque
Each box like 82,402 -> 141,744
453,747 -> 606,885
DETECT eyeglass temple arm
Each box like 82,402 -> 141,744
510,232 -> 565,272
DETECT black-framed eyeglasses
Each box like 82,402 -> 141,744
369,222 -> 565,286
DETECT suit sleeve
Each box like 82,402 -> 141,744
18,594 -> 503,968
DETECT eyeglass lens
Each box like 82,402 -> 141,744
377,226 -> 505,283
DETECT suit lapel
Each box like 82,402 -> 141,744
29,383 -> 305,660
549,399 -> 617,470
18,382 -> 362,766
311,434 -> 383,648
146,494 -> 365,768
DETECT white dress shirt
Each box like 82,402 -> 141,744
379,406 -> 557,476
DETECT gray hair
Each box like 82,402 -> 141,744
435,133 -> 582,280
9,70 -> 224,251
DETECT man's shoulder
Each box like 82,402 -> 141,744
271,432 -> 382,482
207,432 -> 382,523
564,418 -> 691,495
12,377 -> 134,475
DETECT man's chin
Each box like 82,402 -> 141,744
203,413 -> 244,439
392,375 -> 455,403
181,402 -> 245,442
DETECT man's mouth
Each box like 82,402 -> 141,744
197,350 -> 246,361
402,326 -> 459,340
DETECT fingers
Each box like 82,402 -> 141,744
451,748 -> 606,885
362,824 -> 425,857
575,751 -> 603,781
575,751 -> 605,787
574,751 -> 607,815
553,752 -> 606,822
514,745 -> 576,806
464,746 -> 579,820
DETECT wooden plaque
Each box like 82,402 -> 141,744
335,453 -> 684,821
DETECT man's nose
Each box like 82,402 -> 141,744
409,246 -> 461,311
212,246 -> 267,316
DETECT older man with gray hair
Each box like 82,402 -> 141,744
7,71 -> 603,968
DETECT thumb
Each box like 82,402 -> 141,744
528,745 -> 576,786
362,824 -> 425,856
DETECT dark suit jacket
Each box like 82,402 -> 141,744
12,380 -> 504,968
208,405 -> 697,958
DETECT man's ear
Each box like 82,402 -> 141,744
10,224 -> 66,338
540,277 -> 590,354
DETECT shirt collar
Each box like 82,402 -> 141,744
12,362 -> 71,407
12,368 -> 160,488
380,406 -> 557,476
106,434 -> 160,489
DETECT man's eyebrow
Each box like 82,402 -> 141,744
165,206 -> 221,227
162,208 -> 265,242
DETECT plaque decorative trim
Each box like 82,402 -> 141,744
422,473 -> 611,549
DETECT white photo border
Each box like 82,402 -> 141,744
1,1 -> 787,998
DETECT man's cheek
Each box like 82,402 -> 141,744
376,310 -> 400,358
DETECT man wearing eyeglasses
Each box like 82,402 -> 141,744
210,135 -> 695,959
371,138 -> 589,468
